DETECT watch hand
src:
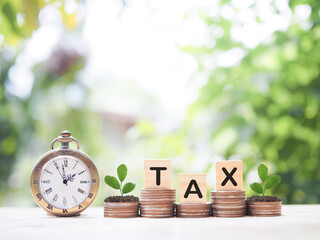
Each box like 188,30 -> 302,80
61,164 -> 68,186
63,179 -> 68,186
65,173 -> 76,183
62,164 -> 66,179
55,165 -> 64,180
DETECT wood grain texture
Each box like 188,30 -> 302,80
144,160 -> 171,189
215,160 -> 243,191
179,173 -> 207,203
0,206 -> 319,240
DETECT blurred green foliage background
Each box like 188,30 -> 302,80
0,0 -> 319,206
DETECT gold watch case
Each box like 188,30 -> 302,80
30,131 -> 99,216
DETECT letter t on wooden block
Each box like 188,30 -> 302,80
144,160 -> 171,189
215,160 -> 243,191
179,174 -> 207,204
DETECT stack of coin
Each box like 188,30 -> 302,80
104,201 -> 139,218
176,203 -> 211,218
248,201 -> 282,217
210,191 -> 246,217
140,189 -> 176,218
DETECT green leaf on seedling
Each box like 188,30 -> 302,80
104,176 -> 120,189
250,182 -> 263,194
258,164 -> 268,182
122,182 -> 136,194
117,164 -> 127,182
266,175 -> 281,189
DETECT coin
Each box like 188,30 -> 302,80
104,201 -> 139,218
210,191 -> 245,195
247,201 -> 282,216
176,203 -> 211,218
210,191 -> 247,218
140,189 -> 176,218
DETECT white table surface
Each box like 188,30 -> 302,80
0,205 -> 319,240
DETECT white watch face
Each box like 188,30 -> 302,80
38,156 -> 92,209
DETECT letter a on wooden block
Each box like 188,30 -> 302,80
144,160 -> 171,189
179,173 -> 207,204
215,160 -> 243,191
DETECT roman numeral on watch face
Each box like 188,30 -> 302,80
54,162 -> 59,169
73,161 -> 78,169
77,188 -> 85,194
53,194 -> 58,202
45,169 -> 53,174
45,187 -> 52,194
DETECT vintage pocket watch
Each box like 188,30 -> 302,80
30,130 -> 99,216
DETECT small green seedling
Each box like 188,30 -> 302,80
250,164 -> 281,196
104,164 -> 136,196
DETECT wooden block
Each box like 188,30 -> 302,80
215,160 -> 243,191
179,173 -> 207,204
144,160 -> 171,189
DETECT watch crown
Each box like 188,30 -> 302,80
61,130 -> 71,137
51,130 -> 80,150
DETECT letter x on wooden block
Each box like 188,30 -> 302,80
215,160 -> 243,191
144,160 -> 171,189
179,173 -> 207,204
